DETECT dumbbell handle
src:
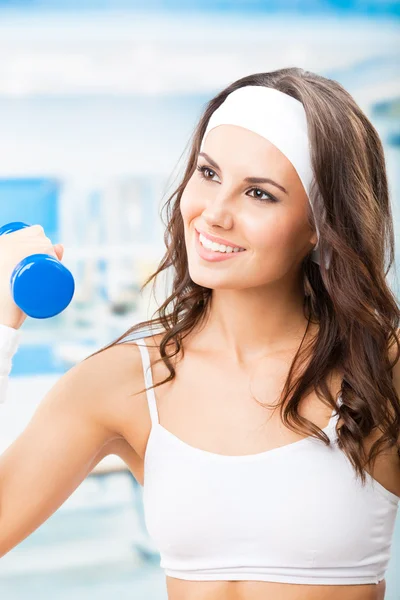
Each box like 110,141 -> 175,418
0,222 -> 75,319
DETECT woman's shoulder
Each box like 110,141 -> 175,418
122,327 -> 176,364
74,334 -> 158,447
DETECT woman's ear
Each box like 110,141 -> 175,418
309,232 -> 318,248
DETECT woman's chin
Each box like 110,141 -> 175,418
187,267 -> 244,290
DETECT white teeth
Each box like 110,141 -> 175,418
199,232 -> 245,253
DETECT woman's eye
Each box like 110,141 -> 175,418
247,188 -> 278,203
196,165 -> 217,181
195,164 -> 278,204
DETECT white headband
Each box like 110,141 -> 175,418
200,85 -> 329,269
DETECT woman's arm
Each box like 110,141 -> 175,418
0,323 -> 22,404
0,341 -> 144,557
377,579 -> 386,600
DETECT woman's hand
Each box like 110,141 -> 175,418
0,225 -> 64,329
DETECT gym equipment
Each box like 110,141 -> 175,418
0,221 -> 75,319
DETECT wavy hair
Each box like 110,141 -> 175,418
87,67 -> 400,484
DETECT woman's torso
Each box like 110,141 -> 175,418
114,329 -> 399,600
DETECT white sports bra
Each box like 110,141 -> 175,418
134,336 -> 399,585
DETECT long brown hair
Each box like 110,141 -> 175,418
87,67 -> 400,484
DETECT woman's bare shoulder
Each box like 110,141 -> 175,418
76,339 -> 152,451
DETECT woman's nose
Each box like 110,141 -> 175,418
202,189 -> 235,227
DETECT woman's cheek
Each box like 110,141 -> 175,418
180,184 -> 203,224
240,215 -> 277,254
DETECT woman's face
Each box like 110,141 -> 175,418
180,124 -> 317,291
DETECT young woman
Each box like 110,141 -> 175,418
0,67 -> 399,600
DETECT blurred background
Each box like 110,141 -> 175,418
0,1 -> 399,599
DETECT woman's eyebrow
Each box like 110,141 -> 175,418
198,151 -> 288,195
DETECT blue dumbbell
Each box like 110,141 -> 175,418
0,221 -> 75,319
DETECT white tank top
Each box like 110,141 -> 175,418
134,336 -> 399,585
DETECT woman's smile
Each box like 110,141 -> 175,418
194,228 -> 247,263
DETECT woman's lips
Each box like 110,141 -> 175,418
194,229 -> 247,263
196,228 -> 245,250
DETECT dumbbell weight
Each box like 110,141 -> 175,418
0,221 -> 75,319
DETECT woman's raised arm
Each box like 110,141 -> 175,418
0,341 -> 144,558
